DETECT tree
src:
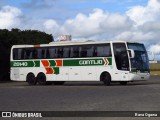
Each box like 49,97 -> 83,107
0,29 -> 54,81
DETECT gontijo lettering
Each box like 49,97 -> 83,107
79,60 -> 103,65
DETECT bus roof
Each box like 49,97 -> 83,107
11,40 -> 142,48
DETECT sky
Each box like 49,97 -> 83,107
0,0 -> 160,59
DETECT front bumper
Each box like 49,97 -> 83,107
129,72 -> 150,81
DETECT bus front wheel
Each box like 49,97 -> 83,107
101,72 -> 111,86
27,73 -> 37,85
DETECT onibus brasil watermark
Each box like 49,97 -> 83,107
1,112 -> 42,118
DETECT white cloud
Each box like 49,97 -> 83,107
29,0 -> 160,50
43,19 -> 59,34
126,0 -> 160,25
0,5 -> 22,29
140,21 -> 160,32
115,31 -> 154,42
62,9 -> 106,37
122,0 -> 160,48
149,44 -> 160,54
59,9 -> 133,38
100,13 -> 132,31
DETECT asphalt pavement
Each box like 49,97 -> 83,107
0,75 -> 160,119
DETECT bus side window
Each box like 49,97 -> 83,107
93,45 -> 97,57
63,47 -> 70,58
20,48 -> 25,59
49,47 -> 57,59
37,48 -> 42,59
80,45 -> 93,57
46,48 -> 50,59
17,49 -> 20,60
13,48 -> 18,60
25,49 -> 29,59
72,46 -> 80,58
97,44 -> 111,57
57,47 -> 63,58
41,49 -> 45,59
87,45 -> 93,57
80,46 -> 87,57
33,49 -> 38,59
17,48 -> 22,60
70,47 -> 73,58
97,46 -> 103,57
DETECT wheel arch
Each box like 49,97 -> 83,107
37,72 -> 46,77
36,72 -> 47,81
100,71 -> 112,82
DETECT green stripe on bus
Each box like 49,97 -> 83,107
63,58 -> 112,66
10,61 -> 40,67
49,60 -> 56,66
11,58 -> 112,67
53,67 -> 59,74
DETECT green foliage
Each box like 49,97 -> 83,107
0,28 -> 53,81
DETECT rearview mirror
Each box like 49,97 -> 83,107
128,49 -> 135,58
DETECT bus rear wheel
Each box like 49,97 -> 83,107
27,73 -> 37,85
37,73 -> 46,85
101,72 -> 111,86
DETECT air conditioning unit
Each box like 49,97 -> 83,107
58,35 -> 72,41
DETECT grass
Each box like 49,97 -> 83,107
150,63 -> 160,75
150,71 -> 160,75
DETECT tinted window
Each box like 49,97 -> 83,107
45,48 -> 50,59
57,47 -> 63,58
36,48 -> 46,59
13,48 -> 18,60
13,48 -> 25,60
13,44 -> 112,60
95,44 -> 111,57
63,47 -> 70,58
24,48 -> 34,59
113,43 -> 129,70
127,43 -> 146,51
80,45 -> 94,57
70,46 -> 80,58
49,47 -> 56,59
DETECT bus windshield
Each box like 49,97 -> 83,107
127,43 -> 149,73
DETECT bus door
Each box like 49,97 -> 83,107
113,43 -> 129,81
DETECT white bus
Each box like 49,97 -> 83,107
10,40 -> 150,85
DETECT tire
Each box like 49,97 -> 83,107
27,73 -> 37,85
53,81 -> 65,85
37,73 -> 46,85
120,81 -> 127,85
101,73 -> 111,86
